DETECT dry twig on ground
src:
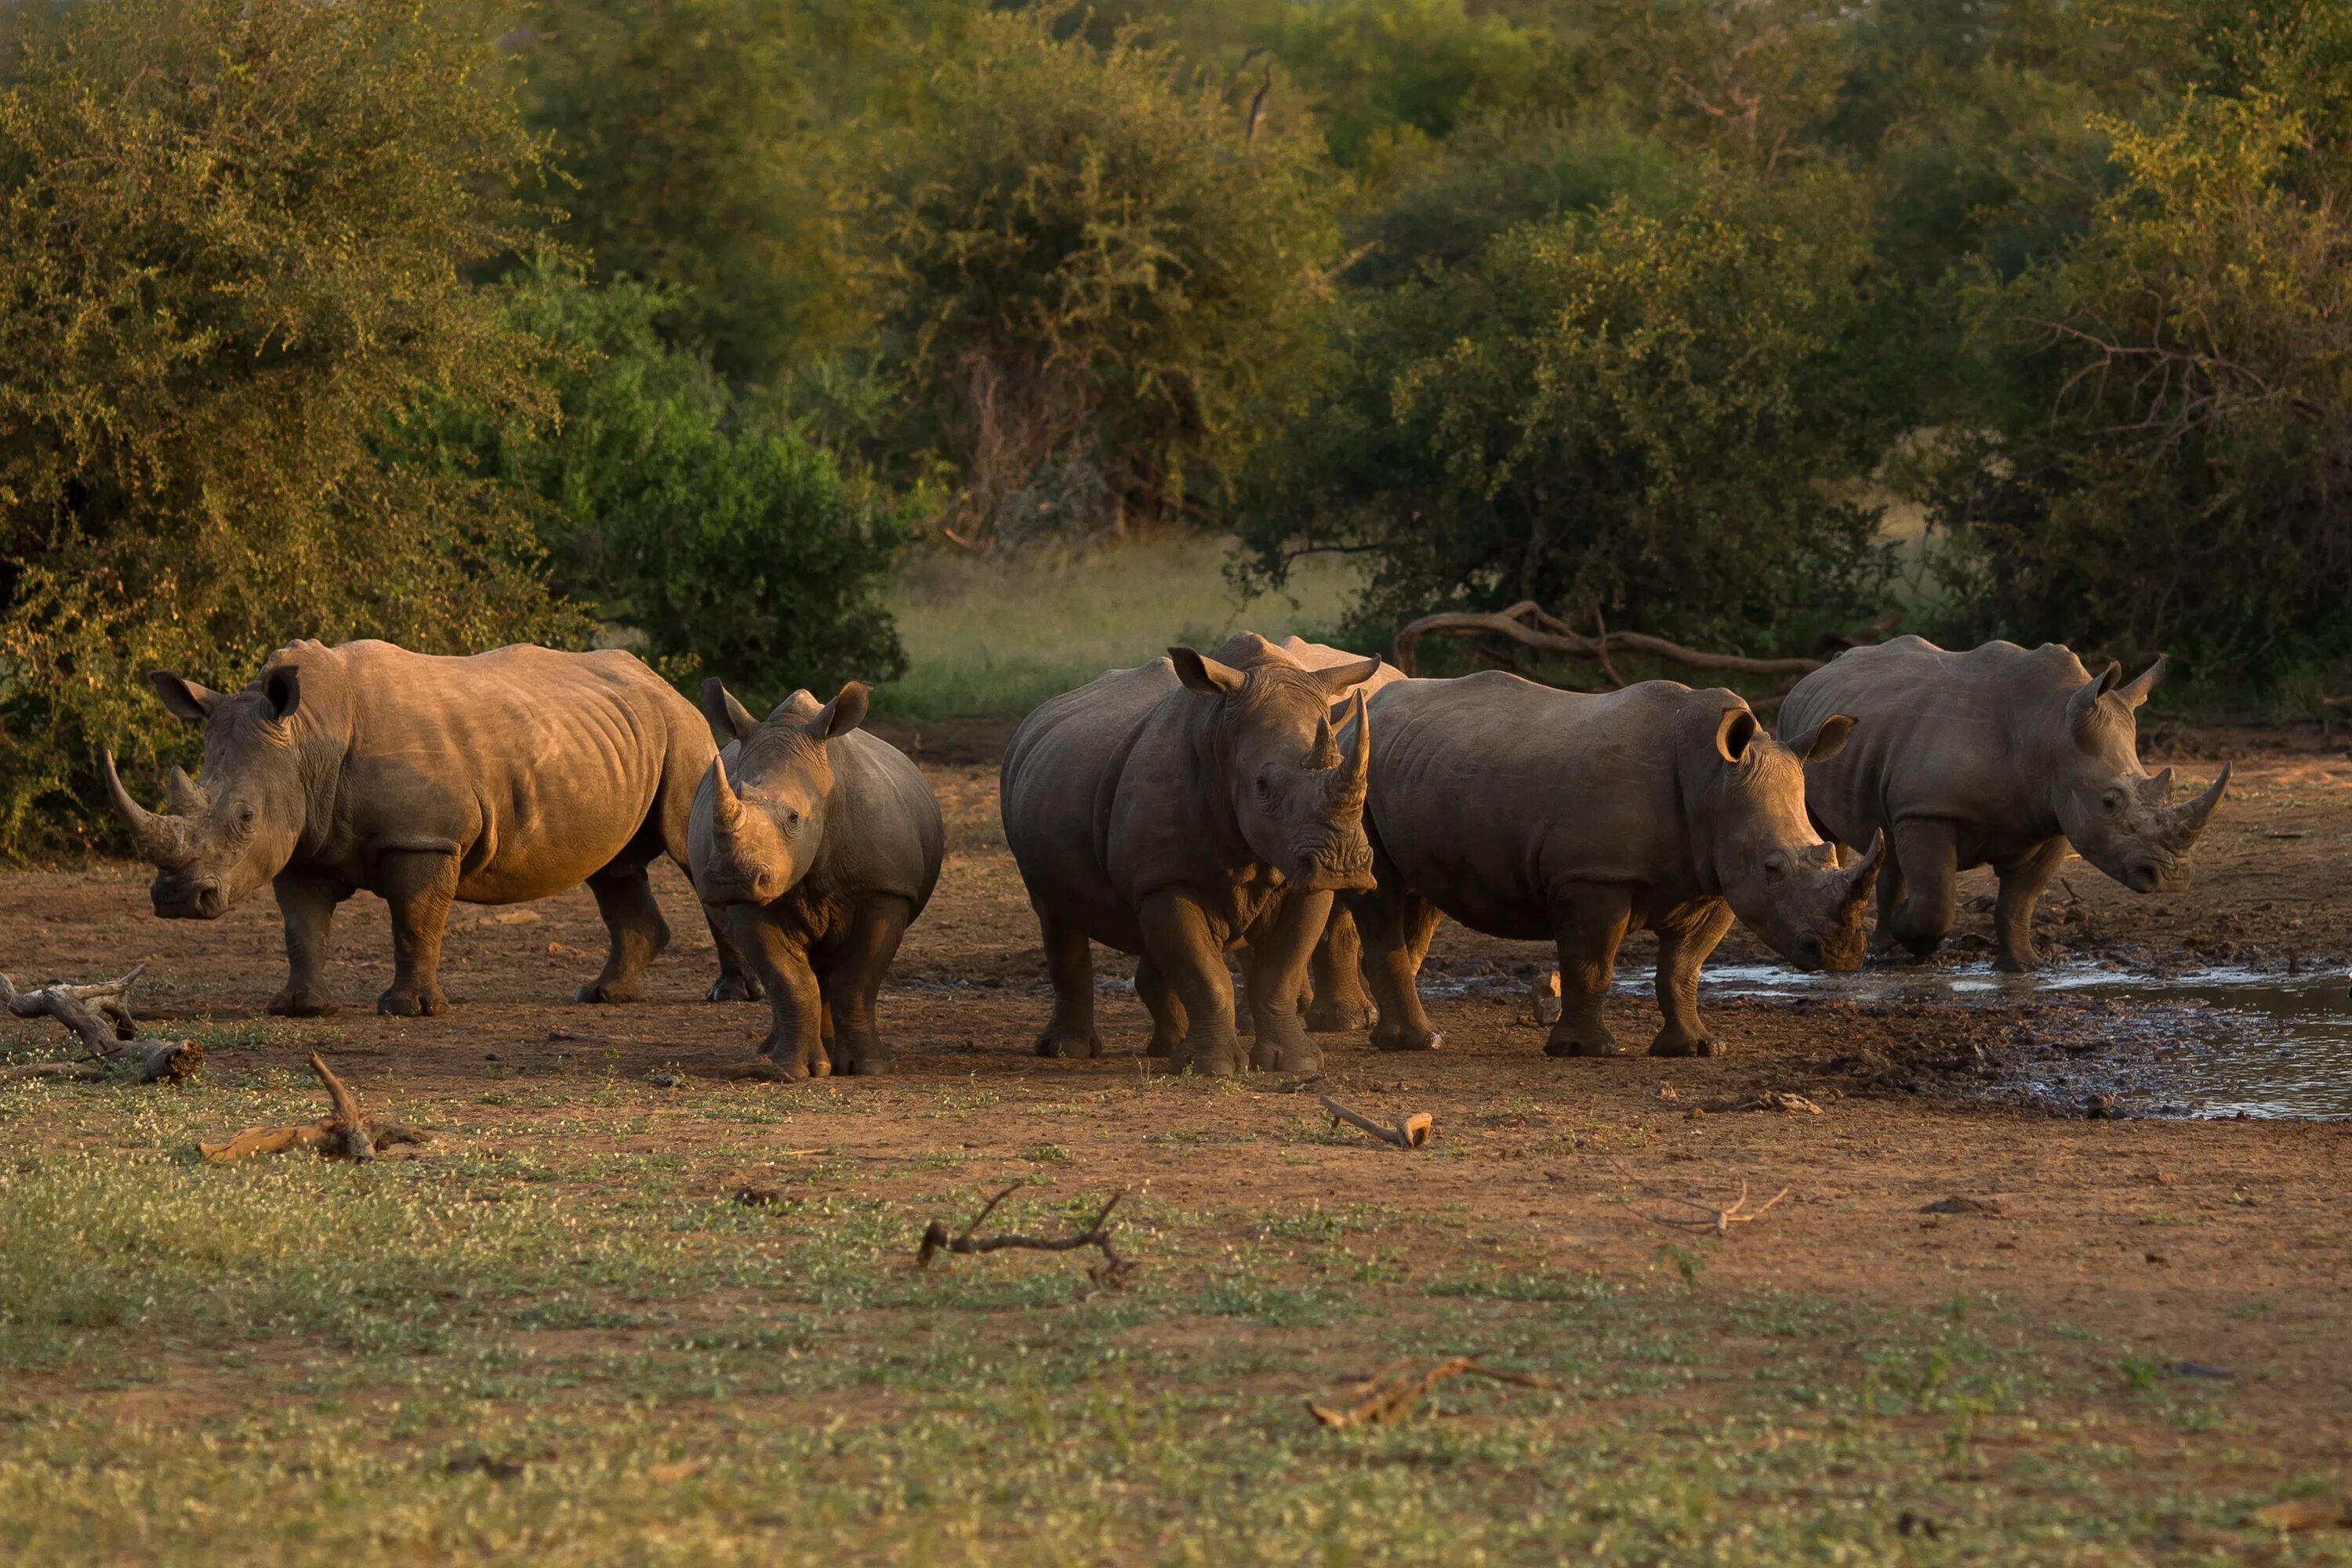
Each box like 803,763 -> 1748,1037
1319,1095 -> 1432,1150
1605,1156 -> 1793,1238
916,1181 -> 1134,1286
1308,1356 -> 1563,1430
0,963 -> 201,1083
198,1053 -> 427,1163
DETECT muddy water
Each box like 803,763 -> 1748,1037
1694,961 -> 2352,1121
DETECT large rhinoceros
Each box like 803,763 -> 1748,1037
1777,636 -> 2230,971
103,638 -> 753,1016
689,680 -> 944,1078
1000,631 -> 1378,1076
1345,672 -> 1881,1058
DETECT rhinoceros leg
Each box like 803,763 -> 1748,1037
1353,888 -> 1443,1051
1885,819 -> 1959,960
1544,883 -> 1632,1058
1650,901 -> 1735,1057
376,850 -> 458,1017
1247,889 -> 1331,1074
1141,891 -> 1247,1076
1032,907 -> 1103,1058
819,895 -> 913,1076
725,906 -> 829,1079
268,869 -> 350,1018
703,916 -> 764,1003
577,866 -> 673,1004
1991,837 -> 2068,974
1304,909 -> 1377,1033
1870,842 -> 1907,956
1134,956 -> 1185,1056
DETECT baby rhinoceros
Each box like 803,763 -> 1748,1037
690,680 -> 943,1078
1346,673 -> 1881,1058
1779,637 -> 2230,972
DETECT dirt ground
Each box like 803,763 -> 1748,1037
5,736 -> 2350,1544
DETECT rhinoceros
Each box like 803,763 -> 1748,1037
689,680 -> 944,1077
104,638 -> 754,1016
1000,631 -> 1379,1076
1777,636 -> 2230,971
1344,673 -> 1882,1058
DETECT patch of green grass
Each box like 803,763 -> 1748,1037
874,534 -> 1362,720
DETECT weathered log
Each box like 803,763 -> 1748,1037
1392,601 -> 1899,684
199,1053 -> 426,1163
0,964 -> 201,1083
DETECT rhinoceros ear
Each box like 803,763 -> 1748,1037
1169,648 -> 1246,697
1311,655 -> 1383,697
262,664 -> 301,722
2115,655 -> 2165,710
2065,660 -> 2124,732
1714,707 -> 1759,764
699,678 -> 760,743
1782,713 -> 1856,765
147,670 -> 223,722
805,681 -> 871,742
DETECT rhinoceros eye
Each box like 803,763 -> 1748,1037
236,803 -> 256,829
1762,852 -> 1788,883
2102,789 -> 2126,815
783,808 -> 804,837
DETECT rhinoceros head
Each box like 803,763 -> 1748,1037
2049,656 -> 2229,894
1704,706 -> 1881,971
1170,641 -> 1377,893
105,665 -> 310,920
690,679 -> 868,906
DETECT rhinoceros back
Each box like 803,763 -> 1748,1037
816,731 -> 946,912
280,640 -> 711,902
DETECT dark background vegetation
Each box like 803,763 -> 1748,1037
2,0 -> 2347,851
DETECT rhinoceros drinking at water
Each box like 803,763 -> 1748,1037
104,638 -> 755,1015
688,679 -> 944,1077
1000,632 -> 1378,1076
1342,673 -> 1882,1058
1777,636 -> 2230,972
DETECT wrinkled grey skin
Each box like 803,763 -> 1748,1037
689,680 -> 944,1079
1000,631 -> 1378,1076
1344,673 -> 1882,1058
104,639 -> 757,1017
1780,636 -> 2230,972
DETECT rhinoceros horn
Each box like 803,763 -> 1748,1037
2162,764 -> 2230,847
1305,711 -> 1341,771
1841,830 -> 1886,912
1327,690 -> 1370,809
707,753 -> 746,831
103,750 -> 189,865
165,765 -> 210,817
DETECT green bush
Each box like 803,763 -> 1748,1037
854,4 -> 1341,541
1236,172 -> 1897,655
0,0 -> 586,856
434,268 -> 910,704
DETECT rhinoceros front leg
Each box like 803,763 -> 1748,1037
1991,837 -> 2069,974
578,866 -> 673,1004
376,850 -> 458,1017
1870,841 -> 1907,956
820,895 -> 913,1076
1353,887 -> 1444,1051
724,905 -> 829,1079
702,906 -> 765,1003
1247,889 -> 1330,1074
1031,906 -> 1102,1058
1886,819 -> 1959,960
1140,890 -> 1247,1076
1650,900 -> 1735,1058
1544,883 -> 1632,1058
1304,908 -> 1377,1033
1134,955 -> 1186,1057
269,869 -> 350,1018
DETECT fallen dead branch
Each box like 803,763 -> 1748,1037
1606,1156 -> 1793,1238
1700,1091 -> 1824,1115
198,1053 -> 427,1163
0,963 -> 201,1083
1319,1095 -> 1432,1150
916,1181 -> 1134,1286
1392,601 -> 1902,687
1308,1356 -> 1563,1430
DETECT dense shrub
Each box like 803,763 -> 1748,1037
0,0 -> 585,855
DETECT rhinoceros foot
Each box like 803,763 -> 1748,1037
1370,1022 -> 1443,1051
1168,1038 -> 1249,1077
706,972 -> 765,1003
1646,1030 -> 1716,1058
267,985 -> 338,1018
1304,997 -> 1375,1033
1542,1026 -> 1620,1058
1034,1029 -> 1103,1059
1250,1034 -> 1322,1074
376,983 -> 448,1018
575,978 -> 645,1004
837,1051 -> 895,1076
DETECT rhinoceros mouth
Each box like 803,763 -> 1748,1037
1293,840 -> 1376,894
151,876 -> 227,920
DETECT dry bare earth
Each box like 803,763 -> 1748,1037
2,744 -> 2349,1564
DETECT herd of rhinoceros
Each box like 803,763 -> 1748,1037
97,630 -> 2230,1078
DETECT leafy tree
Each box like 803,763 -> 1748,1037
854,4 -> 1341,541
1236,172 -> 1896,654
0,0 -> 585,855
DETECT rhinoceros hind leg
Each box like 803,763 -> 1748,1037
1303,909 -> 1377,1033
1142,891 -> 1247,1076
1134,956 -> 1185,1057
1032,907 -> 1102,1058
1541,883 -> 1631,1058
376,851 -> 457,1016
822,895 -> 912,1076
1649,902 -> 1733,1058
577,866 -> 673,1004
1991,837 -> 2068,974
1356,888 -> 1443,1051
